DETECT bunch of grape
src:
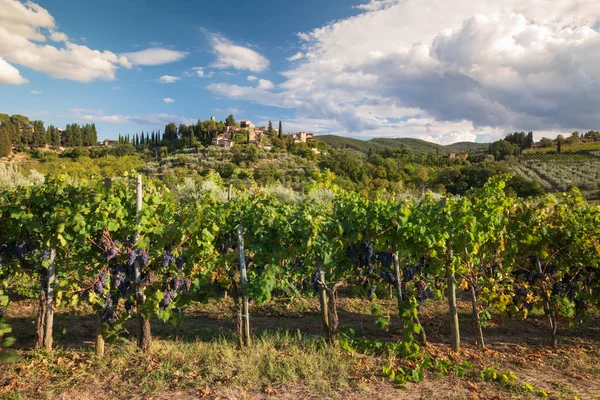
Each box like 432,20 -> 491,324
380,270 -> 396,284
162,251 -> 176,269
102,239 -> 119,262
346,247 -> 357,263
514,286 -> 534,311
41,250 -> 51,261
403,265 -> 417,282
101,296 -> 116,325
358,241 -> 374,268
311,270 -> 320,292
415,280 -> 432,308
169,277 -> 192,294
15,241 -> 27,259
367,285 -> 376,301
175,256 -> 185,272
159,290 -> 175,310
93,271 -> 108,296
376,252 -> 393,268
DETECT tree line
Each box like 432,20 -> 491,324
0,113 -> 97,157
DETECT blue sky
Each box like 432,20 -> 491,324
1,0 -> 600,143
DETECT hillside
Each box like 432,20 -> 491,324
316,135 -> 489,155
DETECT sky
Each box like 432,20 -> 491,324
1,0 -> 600,144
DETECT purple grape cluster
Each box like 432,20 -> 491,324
93,271 -> 108,296
380,270 -> 396,284
175,256 -> 185,272
15,241 -> 27,259
367,285 -> 376,301
160,289 -> 175,310
101,296 -> 116,325
41,250 -> 52,261
415,280 -> 432,308
309,270 -> 321,292
376,252 -> 393,268
162,251 -> 176,268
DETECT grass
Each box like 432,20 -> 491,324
523,141 -> 600,153
1,297 -> 599,399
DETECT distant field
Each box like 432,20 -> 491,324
523,141 -> 600,153
514,155 -> 600,192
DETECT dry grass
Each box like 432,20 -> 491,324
1,296 -> 599,400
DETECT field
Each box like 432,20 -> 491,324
2,296 -> 599,400
523,142 -> 600,154
514,153 -> 600,192
1,168 -> 599,400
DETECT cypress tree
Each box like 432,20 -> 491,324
268,120 -> 274,136
0,124 -> 11,157
278,121 -> 282,138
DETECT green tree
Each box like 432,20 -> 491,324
278,121 -> 282,138
268,120 -> 274,136
31,121 -> 46,148
164,123 -> 178,141
0,124 -> 11,157
225,114 -> 236,127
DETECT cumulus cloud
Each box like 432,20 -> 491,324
0,0 -> 135,82
0,57 -> 27,84
163,97 -> 175,103
257,79 -> 275,90
123,47 -> 188,66
247,75 -> 257,81
287,52 -> 304,61
210,0 -> 600,142
69,108 -> 196,126
158,75 -> 180,83
209,33 -> 269,72
190,67 -> 213,78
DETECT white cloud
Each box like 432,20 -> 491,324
0,56 -> 27,84
69,108 -> 196,126
49,30 -> 67,42
158,75 -> 180,83
287,52 -> 304,61
247,75 -> 257,81
0,0 -> 132,82
31,90 -> 42,94
163,97 -> 175,103
209,33 -> 269,72
214,107 -> 241,116
122,47 -> 188,66
209,0 -> 600,142
257,79 -> 274,90
190,67 -> 213,78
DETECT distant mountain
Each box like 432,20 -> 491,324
315,135 -> 490,155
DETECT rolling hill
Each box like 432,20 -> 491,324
315,135 -> 490,155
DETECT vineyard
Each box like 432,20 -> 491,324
514,153 -> 600,192
0,175 -> 599,399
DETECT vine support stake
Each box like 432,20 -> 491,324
446,241 -> 460,351
236,224 -> 251,347
134,175 -> 151,352
392,242 -> 403,308
44,247 -> 56,352
317,257 -> 330,341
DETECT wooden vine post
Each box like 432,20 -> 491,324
446,240 -> 460,351
44,248 -> 56,352
536,257 -> 557,348
134,175 -> 151,352
236,224 -> 251,347
391,242 -> 403,308
316,257 -> 330,341
35,273 -> 47,349
95,178 -> 113,358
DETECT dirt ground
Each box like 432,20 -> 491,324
1,294 -> 599,400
